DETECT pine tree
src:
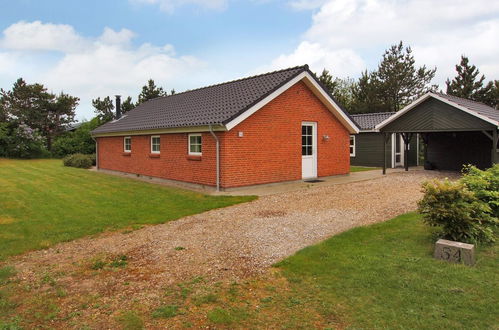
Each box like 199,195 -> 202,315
350,41 -> 436,113
446,56 -> 496,108
137,79 -> 167,105
0,78 -> 78,150
92,96 -> 114,123
121,96 -> 135,113
376,41 -> 437,111
317,69 -> 356,110
318,69 -> 338,94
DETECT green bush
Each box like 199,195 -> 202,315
418,165 -> 499,244
63,153 -> 93,169
52,118 -> 101,157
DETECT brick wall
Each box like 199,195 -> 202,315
97,80 -> 350,188
219,81 -> 350,187
97,133 -> 217,186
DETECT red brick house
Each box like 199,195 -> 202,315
91,65 -> 359,190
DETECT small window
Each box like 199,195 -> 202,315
349,135 -> 356,157
188,134 -> 202,155
124,136 -> 131,152
151,136 -> 160,153
302,125 -> 313,156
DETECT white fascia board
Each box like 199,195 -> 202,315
376,92 -> 499,130
224,71 -> 360,134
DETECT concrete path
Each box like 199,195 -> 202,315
215,167 -> 416,196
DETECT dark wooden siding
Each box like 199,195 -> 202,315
351,132 -> 418,167
382,98 -> 495,132
426,132 -> 491,170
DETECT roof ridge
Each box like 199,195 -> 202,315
152,65 -> 309,100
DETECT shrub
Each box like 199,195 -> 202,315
63,153 -> 93,169
418,165 -> 499,244
52,118 -> 101,157
0,122 -> 47,159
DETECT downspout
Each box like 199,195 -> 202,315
91,136 -> 98,169
209,124 -> 220,192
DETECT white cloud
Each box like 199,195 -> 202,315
0,21 -> 207,120
131,0 -> 227,13
273,0 -> 499,86
1,20 -> 87,53
260,41 -> 365,77
288,0 -> 328,10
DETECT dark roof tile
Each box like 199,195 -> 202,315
92,66 -> 310,134
351,112 -> 396,130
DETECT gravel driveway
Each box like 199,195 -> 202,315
11,170 -> 452,288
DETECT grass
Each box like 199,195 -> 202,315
0,211 -> 496,328
350,165 -> 379,172
0,159 -> 255,260
275,212 -> 499,328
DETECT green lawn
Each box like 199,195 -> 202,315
0,159 -> 254,260
350,165 -> 380,172
275,213 -> 498,329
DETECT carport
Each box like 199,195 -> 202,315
376,92 -> 499,174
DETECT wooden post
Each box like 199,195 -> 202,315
401,133 -> 413,172
492,129 -> 498,166
383,133 -> 387,175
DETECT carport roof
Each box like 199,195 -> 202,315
376,92 -> 499,131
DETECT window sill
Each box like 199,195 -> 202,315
122,152 -> 131,156
149,153 -> 160,158
186,155 -> 202,161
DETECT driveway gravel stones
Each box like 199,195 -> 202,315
6,170 -> 454,325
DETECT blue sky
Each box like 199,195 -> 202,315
0,0 -> 498,120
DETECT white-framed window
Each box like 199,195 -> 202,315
124,136 -> 131,152
151,135 -> 160,154
188,133 -> 202,156
349,135 -> 356,157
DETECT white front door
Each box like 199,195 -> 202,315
393,133 -> 404,167
302,122 -> 317,179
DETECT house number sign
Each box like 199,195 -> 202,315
434,239 -> 475,266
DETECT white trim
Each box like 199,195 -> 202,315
150,135 -> 160,154
376,92 -> 499,130
188,133 -> 202,156
349,135 -> 356,157
123,136 -> 131,152
391,133 -> 395,168
224,71 -> 359,134
301,122 -> 318,179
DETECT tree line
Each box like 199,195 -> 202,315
1,40 -> 497,159
317,41 -> 498,113
0,79 -> 171,158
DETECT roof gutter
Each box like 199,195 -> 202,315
209,124 -> 220,192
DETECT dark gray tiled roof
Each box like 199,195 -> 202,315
351,112 -> 396,130
93,66 -> 311,134
434,92 -> 499,123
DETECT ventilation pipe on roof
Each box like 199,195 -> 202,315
209,124 -> 220,192
115,95 -> 121,119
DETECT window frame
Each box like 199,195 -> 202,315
150,135 -> 161,154
349,135 -> 356,157
188,133 -> 202,156
123,136 -> 132,153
